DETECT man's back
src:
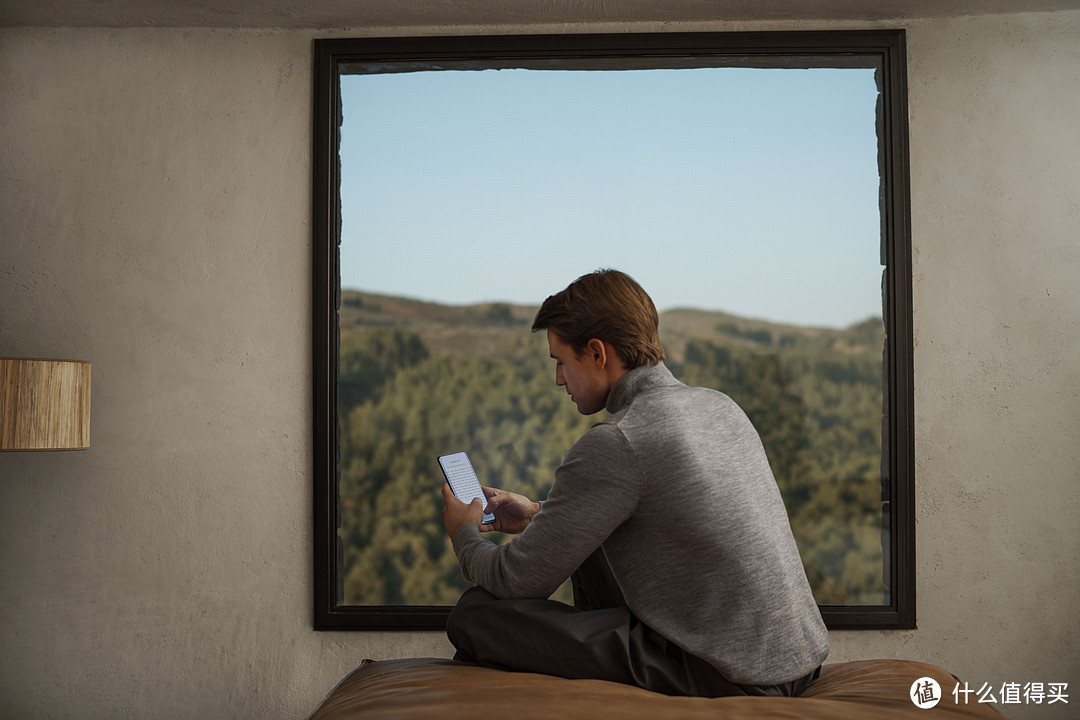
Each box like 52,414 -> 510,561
592,362 -> 828,686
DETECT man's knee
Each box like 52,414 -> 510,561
447,586 -> 496,660
450,585 -> 497,620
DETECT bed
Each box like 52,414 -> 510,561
305,657 -> 1006,719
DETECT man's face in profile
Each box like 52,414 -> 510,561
547,330 -> 609,415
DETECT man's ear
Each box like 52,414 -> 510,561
584,338 -> 607,367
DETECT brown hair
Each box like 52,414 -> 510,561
532,269 -> 665,369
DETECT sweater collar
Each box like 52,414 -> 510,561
605,362 -> 678,414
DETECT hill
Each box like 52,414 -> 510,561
336,289 -> 888,607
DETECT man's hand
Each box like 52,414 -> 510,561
441,482 -> 484,538
480,486 -> 540,535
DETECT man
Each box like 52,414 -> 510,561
441,269 -> 828,697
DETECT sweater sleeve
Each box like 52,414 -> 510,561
451,422 -> 642,599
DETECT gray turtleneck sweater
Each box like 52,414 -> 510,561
451,362 -> 829,686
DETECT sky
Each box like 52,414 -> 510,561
339,65 -> 883,329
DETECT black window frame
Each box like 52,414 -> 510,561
313,29 -> 914,631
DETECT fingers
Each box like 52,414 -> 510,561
442,487 -> 486,538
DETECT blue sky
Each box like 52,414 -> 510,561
340,66 -> 882,328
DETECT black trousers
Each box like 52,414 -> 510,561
446,548 -> 820,698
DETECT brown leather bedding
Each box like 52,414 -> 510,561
306,657 -> 1006,719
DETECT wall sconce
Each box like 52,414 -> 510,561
0,358 -> 91,451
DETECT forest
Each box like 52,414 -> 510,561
336,290 -> 890,608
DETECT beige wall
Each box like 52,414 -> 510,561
1,11 -> 1077,720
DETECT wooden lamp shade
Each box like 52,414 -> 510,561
0,358 -> 91,451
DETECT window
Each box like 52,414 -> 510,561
313,30 -> 913,630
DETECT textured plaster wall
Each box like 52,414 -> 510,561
822,13 -> 1080,716
0,11 -> 1077,720
0,27 -> 451,720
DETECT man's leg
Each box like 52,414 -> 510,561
448,585 -> 714,694
447,549 -> 752,697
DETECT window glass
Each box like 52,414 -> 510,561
340,65 -> 885,606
